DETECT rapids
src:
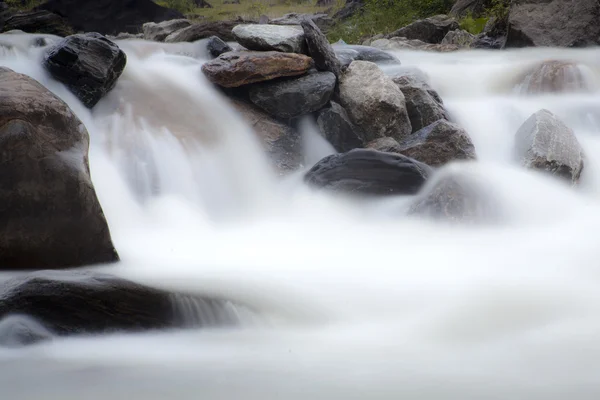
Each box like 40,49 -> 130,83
2,33 -> 600,399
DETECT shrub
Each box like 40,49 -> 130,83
459,13 -> 488,35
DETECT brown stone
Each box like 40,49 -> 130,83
201,51 -> 313,88
515,60 -> 590,95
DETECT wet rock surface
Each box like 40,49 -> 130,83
44,33 -> 126,108
0,67 -> 119,270
165,20 -> 239,43
2,10 -> 73,36
301,18 -> 341,78
248,71 -> 336,119
514,109 -> 584,184
207,35 -> 233,57
393,74 -> 449,132
304,149 -> 431,196
201,51 -> 313,88
232,24 -> 305,53
515,60 -> 590,95
317,101 -> 365,153
142,19 -> 191,42
332,44 -> 400,68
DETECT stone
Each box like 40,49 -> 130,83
317,101 -> 365,153
301,18 -> 341,78
248,72 -> 336,119
165,20 -> 239,43
38,0 -> 184,35
506,0 -> 600,48
0,67 -> 119,269
450,0 -> 494,17
441,29 -> 475,47
366,137 -> 403,153
396,120 -> 476,166
304,149 -> 431,196
371,37 -> 461,52
339,61 -> 412,142
386,15 -> 460,44
111,32 -> 144,40
2,10 -> 73,37
270,13 -> 333,33
514,60 -> 591,95
333,0 -> 365,21
201,51 -> 312,88
0,315 -> 53,348
142,19 -> 191,42
316,0 -> 334,5
514,109 -> 584,184
232,24 -> 305,53
207,35 -> 233,58
194,0 -> 212,7
232,99 -> 302,173
471,33 -> 505,49
44,32 -> 127,108
332,43 -> 400,68
392,74 -> 449,132
0,270 -> 245,340
408,169 -> 501,223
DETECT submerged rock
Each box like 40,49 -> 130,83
386,15 -> 459,44
44,32 -> 127,108
506,0 -> 600,48
248,71 -> 336,119
301,18 -> 341,78
2,10 -> 73,37
396,120 -> 476,166
393,74 -> 448,132
339,61 -> 412,142
0,270 -> 245,342
201,51 -> 313,88
304,149 -> 431,196
207,35 -> 233,57
165,20 -> 239,43
0,67 -> 119,269
232,24 -> 305,53
142,19 -> 191,42
514,109 -> 584,184
332,44 -> 399,68
515,60 -> 592,95
317,101 -> 365,153
232,99 -> 302,172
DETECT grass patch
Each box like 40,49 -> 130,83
459,13 -> 488,35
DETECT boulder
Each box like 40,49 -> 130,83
201,51 -> 313,88
471,33 -> 505,49
301,18 -> 341,78
317,101 -> 365,153
248,71 -> 336,119
270,13 -> 333,33
339,60 -> 412,142
0,270 -> 245,341
38,0 -> 184,35
142,19 -> 191,42
366,136 -> 403,153
165,20 -> 239,43
392,74 -> 449,132
332,43 -> 399,68
232,99 -> 302,173
515,60 -> 590,95
441,29 -> 475,47
370,37 -> 461,52
514,109 -> 584,184
0,315 -> 53,347
505,0 -> 600,48
195,0 -> 213,8
304,149 -> 431,196
2,10 -> 73,36
207,35 -> 233,58
44,33 -> 127,108
232,24 -> 305,53
450,0 -> 494,17
395,120 -> 476,166
386,15 -> 460,44
0,67 -> 119,269
408,170 -> 500,223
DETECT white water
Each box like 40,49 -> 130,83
2,34 -> 600,399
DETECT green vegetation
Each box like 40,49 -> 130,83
459,13 -> 487,35
5,0 -> 44,11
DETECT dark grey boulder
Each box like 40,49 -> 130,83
506,0 -> 600,48
44,32 -> 127,108
317,101 -> 365,152
393,74 -> 449,132
514,109 -> 584,184
366,136 -> 403,153
248,71 -> 336,119
471,33 -> 505,49
2,10 -> 73,37
0,270 -> 246,342
396,120 -> 476,166
142,19 -> 191,42
304,149 -> 431,196
332,44 -> 399,68
0,315 -> 53,347
301,18 -> 341,78
165,20 -> 239,43
386,15 -> 459,44
207,35 -> 232,57
450,0 -> 494,17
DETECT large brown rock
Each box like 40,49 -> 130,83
514,109 -> 584,184
0,67 -> 119,270
339,60 -> 411,142
165,20 -> 239,43
201,51 -> 313,88
506,0 -> 600,48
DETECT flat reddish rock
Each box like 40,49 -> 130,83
201,51 -> 313,88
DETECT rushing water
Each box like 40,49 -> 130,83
2,33 -> 600,399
